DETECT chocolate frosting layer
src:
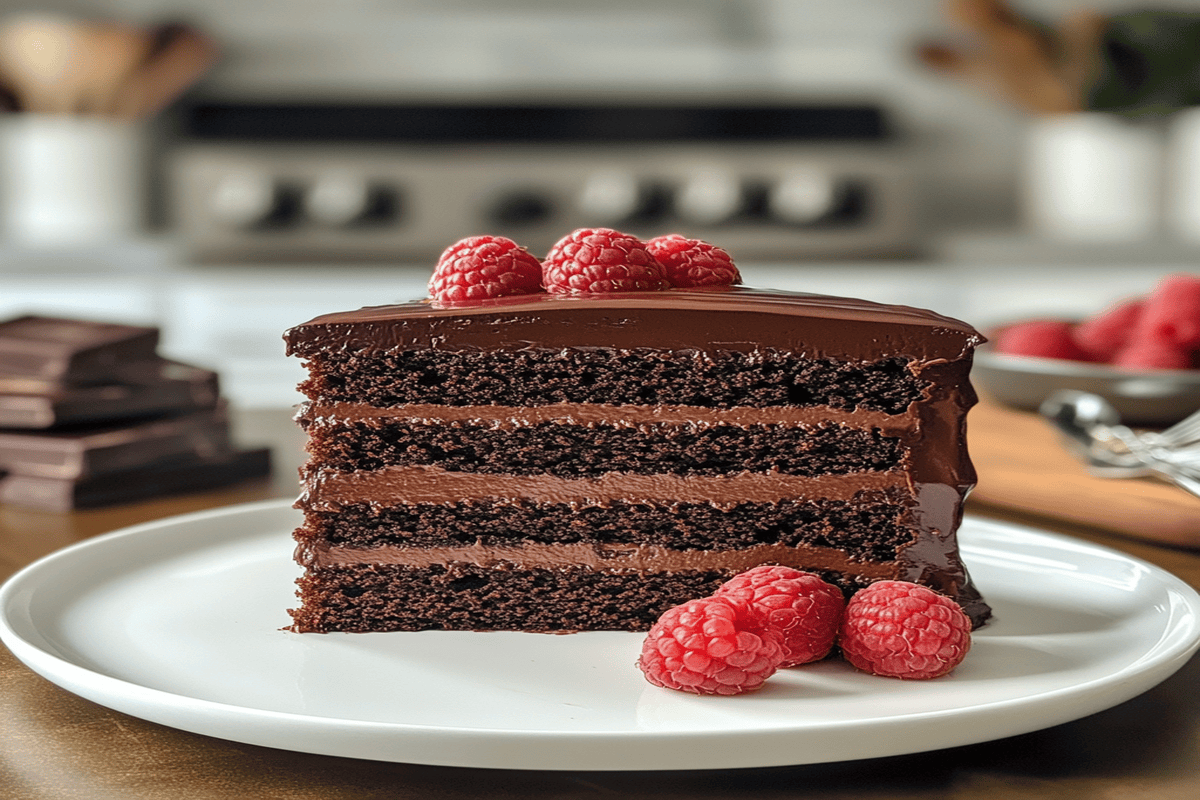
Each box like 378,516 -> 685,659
299,465 -> 909,510
297,401 -> 917,434
297,539 -> 901,579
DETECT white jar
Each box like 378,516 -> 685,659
0,114 -> 145,246
1023,112 -> 1162,242
1164,106 -> 1200,242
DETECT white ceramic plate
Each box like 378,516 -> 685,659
2,499 -> 1199,771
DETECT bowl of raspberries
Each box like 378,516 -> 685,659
973,274 -> 1200,425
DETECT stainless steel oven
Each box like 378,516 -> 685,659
166,100 -> 915,262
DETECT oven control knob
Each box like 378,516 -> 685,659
304,173 -> 389,226
208,172 -> 281,228
485,189 -> 554,226
674,169 -> 743,225
768,168 -> 839,225
577,170 -> 642,224
577,170 -> 669,225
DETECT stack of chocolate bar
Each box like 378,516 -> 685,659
0,315 -> 271,511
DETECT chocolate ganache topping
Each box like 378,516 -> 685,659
285,285 -> 982,363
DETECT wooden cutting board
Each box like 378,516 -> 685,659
968,397 -> 1200,548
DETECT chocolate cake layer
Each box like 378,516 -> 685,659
303,417 -> 907,477
297,494 -> 913,560
288,563 -> 880,634
299,348 -> 926,413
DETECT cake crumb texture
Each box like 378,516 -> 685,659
289,563 -> 877,633
297,495 -> 914,562
300,349 -> 926,413
304,418 -> 907,477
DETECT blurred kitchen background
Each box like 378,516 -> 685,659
2,0 -> 1200,408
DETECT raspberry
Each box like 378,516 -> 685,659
637,595 -> 786,695
542,228 -> 668,294
715,566 -> 844,667
1112,339 -> 1195,370
838,581 -> 971,680
993,319 -> 1093,361
1071,299 -> 1144,361
645,234 -> 742,288
1137,274 -> 1200,349
429,235 -> 543,302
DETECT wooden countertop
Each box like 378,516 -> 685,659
3,407 -> 1200,800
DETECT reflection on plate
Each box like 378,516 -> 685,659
973,345 -> 1200,425
2,499 -> 1199,771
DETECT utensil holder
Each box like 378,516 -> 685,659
0,115 -> 145,246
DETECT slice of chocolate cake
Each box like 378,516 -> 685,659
284,286 -> 989,634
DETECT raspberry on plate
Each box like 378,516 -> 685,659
645,234 -> 742,288
838,581 -> 971,680
542,228 -> 669,294
428,235 -> 543,302
716,565 -> 845,667
637,595 -> 786,695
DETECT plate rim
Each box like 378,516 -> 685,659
3,499 -> 1199,770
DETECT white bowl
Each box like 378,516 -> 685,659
972,345 -> 1200,426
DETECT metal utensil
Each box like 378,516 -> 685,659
1040,390 -> 1200,495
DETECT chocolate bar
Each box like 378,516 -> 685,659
0,407 -> 231,480
0,316 -> 159,382
0,447 -> 272,511
0,360 -> 220,429
0,356 -> 210,394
